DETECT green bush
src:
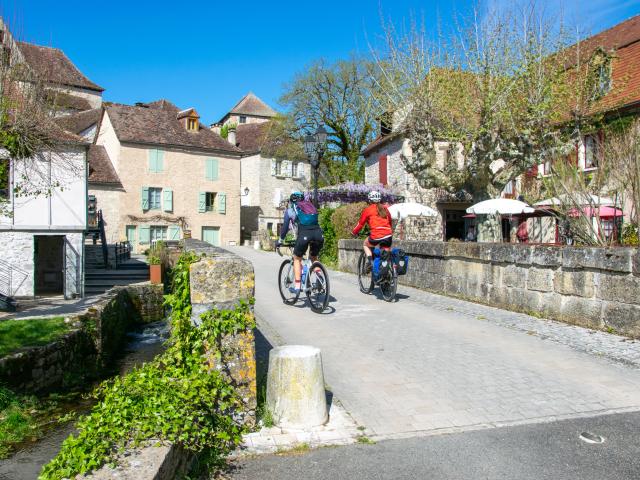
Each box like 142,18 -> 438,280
622,223 -> 639,246
318,207 -> 337,266
332,202 -> 368,240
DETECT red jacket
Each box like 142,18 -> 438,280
352,204 -> 393,239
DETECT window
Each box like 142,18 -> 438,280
502,180 -> 515,198
584,135 -> 599,170
187,118 -> 198,131
239,115 -> 247,124
0,159 -> 9,200
596,63 -> 612,97
292,162 -> 298,178
267,222 -> 273,235
150,225 -> 167,243
444,145 -> 457,170
205,192 -> 216,211
379,154 -> 388,185
275,160 -> 283,176
148,149 -> 164,173
149,187 -> 162,210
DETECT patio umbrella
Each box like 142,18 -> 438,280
568,206 -> 624,218
466,198 -> 534,215
387,202 -> 438,220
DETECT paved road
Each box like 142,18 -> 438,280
229,246 -> 640,439
228,411 -> 640,480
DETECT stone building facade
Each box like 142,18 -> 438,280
91,101 -> 243,251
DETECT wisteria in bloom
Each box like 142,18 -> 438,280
304,182 -> 403,205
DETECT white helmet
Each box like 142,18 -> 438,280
368,191 -> 382,203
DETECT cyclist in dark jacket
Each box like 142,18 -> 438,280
276,192 -> 324,292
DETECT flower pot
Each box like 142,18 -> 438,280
150,264 -> 163,284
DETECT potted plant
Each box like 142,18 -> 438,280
148,252 -> 162,284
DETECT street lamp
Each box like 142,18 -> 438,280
304,126 -> 327,208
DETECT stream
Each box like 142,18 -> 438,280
0,320 -> 170,480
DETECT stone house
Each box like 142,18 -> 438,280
217,93 -> 309,239
90,100 -> 243,251
0,20 -> 97,299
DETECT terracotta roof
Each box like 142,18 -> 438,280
145,99 -> 180,113
55,108 -> 102,135
106,103 -> 243,154
44,89 -> 92,111
88,145 -> 121,185
235,122 -> 269,153
221,93 -> 277,122
17,41 -> 104,92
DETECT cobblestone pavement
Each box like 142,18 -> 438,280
229,246 -> 640,440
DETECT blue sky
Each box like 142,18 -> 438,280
2,0 -> 638,124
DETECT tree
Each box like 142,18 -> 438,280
280,58 -> 378,184
371,3 -> 604,202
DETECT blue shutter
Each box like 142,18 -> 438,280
218,192 -> 226,214
168,225 -> 180,240
198,192 -> 206,213
141,187 -> 149,210
206,158 -> 219,180
163,189 -> 173,212
139,225 -> 150,244
156,150 -> 164,172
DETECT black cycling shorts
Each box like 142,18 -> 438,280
367,235 -> 393,248
294,226 -> 325,258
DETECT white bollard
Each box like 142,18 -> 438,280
266,345 -> 328,429
253,240 -> 260,250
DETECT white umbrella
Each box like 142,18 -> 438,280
388,202 -> 438,220
534,194 -> 614,206
466,198 -> 534,215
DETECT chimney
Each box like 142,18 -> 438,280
211,123 -> 221,135
227,125 -> 237,146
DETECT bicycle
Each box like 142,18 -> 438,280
357,248 -> 398,302
277,242 -> 330,313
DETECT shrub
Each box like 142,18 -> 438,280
622,223 -> 639,246
318,208 -> 337,265
332,202 -> 368,239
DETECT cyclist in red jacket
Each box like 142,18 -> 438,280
352,191 -> 393,268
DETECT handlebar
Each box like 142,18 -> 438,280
276,241 -> 296,257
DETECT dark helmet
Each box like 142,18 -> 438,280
290,191 -> 304,202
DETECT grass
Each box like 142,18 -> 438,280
0,317 -> 71,357
356,435 -> 376,445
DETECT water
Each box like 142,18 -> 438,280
0,321 -> 170,480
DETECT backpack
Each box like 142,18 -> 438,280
294,201 -> 319,226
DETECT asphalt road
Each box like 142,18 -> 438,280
228,411 -> 640,480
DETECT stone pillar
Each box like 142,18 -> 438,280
266,345 -> 328,429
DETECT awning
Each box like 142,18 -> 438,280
568,206 -> 624,218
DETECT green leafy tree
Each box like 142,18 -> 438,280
280,58 -> 378,184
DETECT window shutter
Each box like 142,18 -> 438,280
379,154 -> 388,185
297,162 -> 304,178
218,192 -> 226,214
141,186 -> 149,210
139,225 -> 150,244
271,159 -> 277,176
163,188 -> 173,212
156,149 -> 164,172
198,192 -> 206,213
206,158 -> 219,180
168,225 -> 180,240
282,160 -> 291,177
148,150 -> 156,172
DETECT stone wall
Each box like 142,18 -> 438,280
339,239 -> 640,338
0,283 -> 165,393
184,239 -> 257,427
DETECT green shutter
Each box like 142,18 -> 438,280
156,150 -> 164,172
168,225 -> 180,240
163,188 -> 173,212
141,186 -> 149,210
198,192 -> 206,213
206,158 -> 219,180
139,225 -> 150,244
218,192 -> 226,214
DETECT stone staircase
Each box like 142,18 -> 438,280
84,244 -> 149,296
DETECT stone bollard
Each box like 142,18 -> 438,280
266,345 -> 328,429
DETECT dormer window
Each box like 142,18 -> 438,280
239,115 -> 247,124
596,63 -> 612,97
187,118 -> 198,131
177,107 -> 200,132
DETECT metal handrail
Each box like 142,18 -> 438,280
97,210 -> 109,268
0,259 -> 29,297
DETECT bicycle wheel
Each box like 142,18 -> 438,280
357,252 -> 374,294
379,269 -> 398,302
307,261 -> 330,313
278,259 -> 300,305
